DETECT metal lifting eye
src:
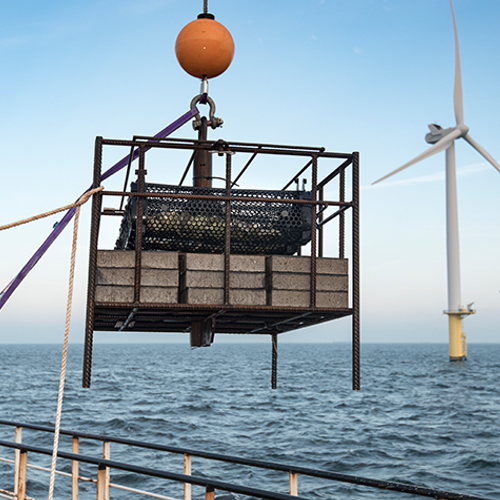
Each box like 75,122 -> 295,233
190,94 -> 223,130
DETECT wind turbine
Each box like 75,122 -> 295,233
372,0 -> 500,361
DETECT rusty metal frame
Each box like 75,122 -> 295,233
83,137 -> 360,390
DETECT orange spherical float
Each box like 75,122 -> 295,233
175,14 -> 234,79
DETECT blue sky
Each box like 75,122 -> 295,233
0,0 -> 499,344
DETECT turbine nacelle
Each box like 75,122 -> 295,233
425,123 -> 469,144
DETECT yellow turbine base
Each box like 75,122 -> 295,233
448,314 -> 467,361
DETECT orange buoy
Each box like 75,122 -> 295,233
175,14 -> 234,79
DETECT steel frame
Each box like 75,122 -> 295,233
83,137 -> 360,389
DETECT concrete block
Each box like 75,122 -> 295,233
180,287 -> 266,306
180,253 -> 266,273
141,287 -> 178,304
97,268 -> 135,286
230,289 -> 266,306
141,269 -> 178,287
268,290 -> 310,307
317,291 -> 348,308
180,288 -> 224,305
230,255 -> 266,272
180,253 -> 224,272
230,272 -> 265,289
267,290 -> 348,308
317,274 -> 349,292
266,255 -> 348,275
181,270 -> 224,288
95,285 -> 134,303
141,252 -> 178,270
97,250 -> 135,268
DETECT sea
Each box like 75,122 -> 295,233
1,342 -> 499,500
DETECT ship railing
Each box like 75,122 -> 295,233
0,421 -> 493,500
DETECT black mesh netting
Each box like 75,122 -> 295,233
115,182 -> 312,255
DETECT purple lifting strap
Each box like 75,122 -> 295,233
0,106 -> 199,311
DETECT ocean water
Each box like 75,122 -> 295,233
0,342 -> 499,500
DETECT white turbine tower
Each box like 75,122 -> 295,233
372,0 -> 500,361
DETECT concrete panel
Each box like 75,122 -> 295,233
268,290 -> 310,307
230,272 -> 265,289
317,291 -> 349,308
95,285 -> 134,303
230,255 -> 266,272
266,255 -> 348,275
180,253 -> 224,272
142,252 -> 178,270
181,270 -> 224,288
141,269 -> 178,287
268,290 -> 348,308
181,253 -> 266,273
230,289 -> 266,306
141,287 -> 178,304
97,268 -> 135,286
317,275 -> 349,292
97,250 -> 135,268
180,288 -> 224,305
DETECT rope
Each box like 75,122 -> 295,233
0,186 -> 103,232
204,0 -> 208,14
46,189 -> 96,500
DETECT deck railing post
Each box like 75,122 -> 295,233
289,472 -> 298,496
103,441 -> 111,500
14,426 -> 22,496
96,464 -> 107,500
205,486 -> 215,500
184,454 -> 192,500
16,449 -> 27,500
72,436 -> 79,500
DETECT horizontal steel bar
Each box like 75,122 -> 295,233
100,190 -> 353,208
118,136 -> 329,153
99,138 -> 351,159
0,436 -> 492,500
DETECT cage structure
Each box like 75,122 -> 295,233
84,136 -> 360,389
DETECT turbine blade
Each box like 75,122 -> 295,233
450,0 -> 464,125
372,128 -> 461,185
464,133 -> 500,173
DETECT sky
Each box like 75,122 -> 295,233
0,0 -> 499,345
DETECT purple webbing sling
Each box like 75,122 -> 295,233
0,106 -> 199,310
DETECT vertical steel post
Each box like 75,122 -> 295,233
193,117 -> 212,188
318,187 -> 324,258
223,152 -> 232,305
134,144 -> 146,305
271,333 -> 278,390
340,167 -> 346,259
83,136 -> 103,388
352,152 -> 360,390
310,156 -> 318,307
